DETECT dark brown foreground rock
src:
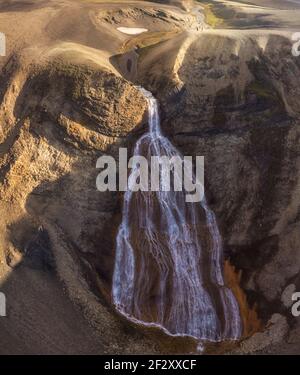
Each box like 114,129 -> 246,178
0,0 -> 300,355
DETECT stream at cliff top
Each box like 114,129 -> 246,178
112,88 -> 242,343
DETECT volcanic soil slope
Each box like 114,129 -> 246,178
0,0 -> 299,354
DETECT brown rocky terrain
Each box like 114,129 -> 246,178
0,0 -> 300,354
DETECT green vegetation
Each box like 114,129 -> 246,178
197,1 -> 224,28
120,30 -> 179,53
246,80 -> 286,120
248,81 -> 277,101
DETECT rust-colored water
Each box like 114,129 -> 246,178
224,261 -> 262,338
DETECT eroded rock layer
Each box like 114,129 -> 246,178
0,0 -> 299,354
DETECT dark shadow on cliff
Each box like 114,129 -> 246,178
0,0 -> 56,13
0,237 -> 106,354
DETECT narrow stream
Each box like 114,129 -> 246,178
112,88 -> 242,343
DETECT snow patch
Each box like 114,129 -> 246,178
117,27 -> 148,35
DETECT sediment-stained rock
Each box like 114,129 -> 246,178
136,29 -> 300,351
0,0 -> 300,355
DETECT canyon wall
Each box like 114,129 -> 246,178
0,0 -> 300,354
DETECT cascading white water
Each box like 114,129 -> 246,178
112,88 -> 242,342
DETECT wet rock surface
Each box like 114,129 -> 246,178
0,0 -> 300,354
136,28 -> 300,352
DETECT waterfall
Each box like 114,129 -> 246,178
112,88 -> 242,342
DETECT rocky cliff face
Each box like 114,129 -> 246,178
0,54 -> 160,353
134,29 -> 300,351
0,0 -> 300,354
